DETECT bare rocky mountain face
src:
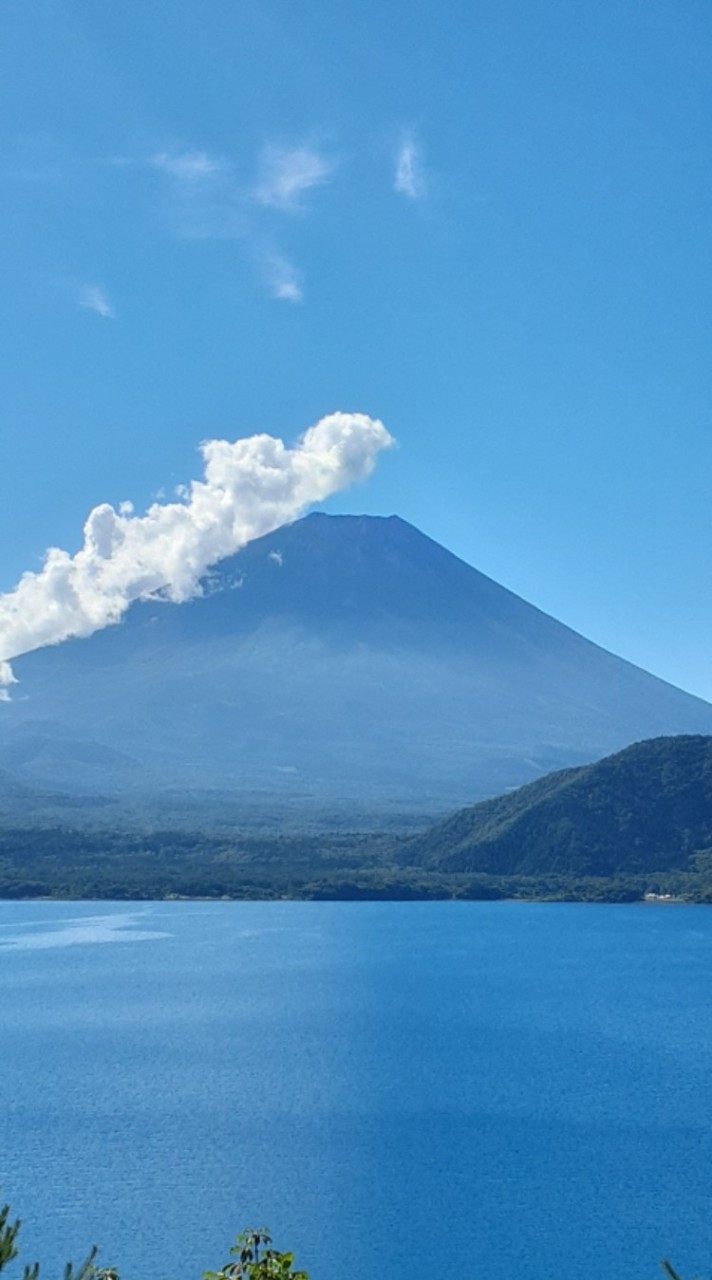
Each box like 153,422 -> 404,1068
2,513 -> 712,825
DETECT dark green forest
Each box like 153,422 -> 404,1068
403,735 -> 712,877
3,822 -> 712,901
2,736 -> 712,903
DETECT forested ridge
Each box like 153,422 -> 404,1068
402,735 -> 712,877
2,736 -> 712,902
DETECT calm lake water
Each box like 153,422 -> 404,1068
1,900 -> 712,1280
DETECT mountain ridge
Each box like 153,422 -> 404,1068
401,734 -> 712,878
1,513 -> 711,820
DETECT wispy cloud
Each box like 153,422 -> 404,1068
394,135 -> 427,200
148,150 -> 224,182
254,145 -> 334,213
114,141 -> 332,299
142,147 -> 245,240
262,252 -> 303,303
0,661 -> 17,702
79,284 -> 115,319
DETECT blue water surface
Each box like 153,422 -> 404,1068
1,901 -> 712,1280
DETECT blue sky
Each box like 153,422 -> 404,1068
2,0 -> 711,698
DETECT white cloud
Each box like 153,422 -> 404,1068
0,413 -> 394,684
143,148 -> 245,241
395,135 -> 427,200
116,142 -> 332,293
0,661 -> 17,701
254,145 -> 333,212
79,284 -> 114,319
263,252 -> 303,303
149,150 -> 224,181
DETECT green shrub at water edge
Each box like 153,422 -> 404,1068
0,1200 -> 698,1279
0,1207 -> 307,1280
203,1228 -> 308,1280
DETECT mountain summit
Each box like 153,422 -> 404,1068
2,513 -> 712,819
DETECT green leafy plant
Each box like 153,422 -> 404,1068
3,1198 -> 693,1280
1,1206 -> 307,1280
204,1228 -> 308,1280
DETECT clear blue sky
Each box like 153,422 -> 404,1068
2,0 -> 711,698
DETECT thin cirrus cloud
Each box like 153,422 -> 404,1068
142,145 -> 321,298
262,251 -> 303,303
148,150 -> 225,181
78,284 -> 114,319
142,147 -> 245,242
394,135 -> 427,200
112,140 -> 360,301
0,412 -> 394,693
254,145 -> 334,212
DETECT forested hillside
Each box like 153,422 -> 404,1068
403,736 -> 712,877
2,737 -> 712,902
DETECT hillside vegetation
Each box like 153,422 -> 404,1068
403,736 -> 712,878
2,736 -> 712,902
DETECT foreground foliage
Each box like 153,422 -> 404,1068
0,1203 -> 702,1278
0,1211 -> 307,1280
0,1203 -> 117,1279
204,1228 -> 308,1280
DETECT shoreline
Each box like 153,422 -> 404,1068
0,890 -> 697,906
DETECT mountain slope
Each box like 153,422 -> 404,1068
402,735 -> 712,876
1,514 -> 712,819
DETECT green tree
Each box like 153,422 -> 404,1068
0,1208 -> 307,1280
204,1228 -> 308,1280
0,1205 -> 21,1275
0,1202 -> 117,1280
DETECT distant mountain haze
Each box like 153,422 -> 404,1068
1,513 -> 711,820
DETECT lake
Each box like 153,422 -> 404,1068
1,900 -> 712,1280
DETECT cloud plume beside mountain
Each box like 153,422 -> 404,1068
0,412 -> 393,692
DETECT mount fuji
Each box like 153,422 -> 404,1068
2,513 -> 711,823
